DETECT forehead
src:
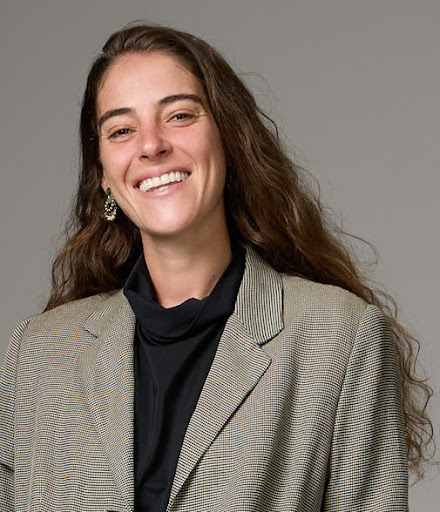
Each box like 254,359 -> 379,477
97,52 -> 202,113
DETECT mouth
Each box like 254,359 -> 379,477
137,171 -> 190,192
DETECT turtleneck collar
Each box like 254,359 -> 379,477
123,248 -> 245,342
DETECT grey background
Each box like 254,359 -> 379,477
1,0 -> 438,508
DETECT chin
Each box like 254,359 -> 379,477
139,222 -> 194,241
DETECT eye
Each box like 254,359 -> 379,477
169,112 -> 194,123
108,128 -> 133,139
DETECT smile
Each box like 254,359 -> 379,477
138,171 -> 190,192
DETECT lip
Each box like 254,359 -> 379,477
133,166 -> 191,188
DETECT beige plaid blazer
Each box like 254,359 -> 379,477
0,249 -> 407,511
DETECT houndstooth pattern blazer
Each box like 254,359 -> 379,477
0,248 -> 408,511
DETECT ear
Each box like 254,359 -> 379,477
101,173 -> 109,193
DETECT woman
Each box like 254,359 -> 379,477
0,23 -> 433,511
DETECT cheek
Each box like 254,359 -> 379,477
191,132 -> 226,170
205,128 -> 227,168
100,143 -> 133,178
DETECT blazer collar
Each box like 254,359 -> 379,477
234,247 -> 284,344
79,247 -> 284,511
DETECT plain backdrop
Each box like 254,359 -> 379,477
1,0 -> 439,509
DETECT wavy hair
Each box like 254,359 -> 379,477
45,23 -> 434,478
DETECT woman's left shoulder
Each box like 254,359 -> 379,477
280,274 -> 387,339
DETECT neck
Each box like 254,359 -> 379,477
141,228 -> 232,309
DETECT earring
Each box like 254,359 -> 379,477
104,188 -> 117,221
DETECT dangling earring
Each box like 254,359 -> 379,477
104,187 -> 117,221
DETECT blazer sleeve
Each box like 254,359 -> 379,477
0,319 -> 30,512
322,304 -> 408,511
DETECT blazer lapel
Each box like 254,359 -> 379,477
79,291 -> 136,512
168,249 -> 284,508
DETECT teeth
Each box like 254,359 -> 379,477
139,171 -> 189,192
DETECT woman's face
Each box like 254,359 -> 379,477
97,52 -> 228,245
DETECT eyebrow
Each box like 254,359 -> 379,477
98,94 -> 204,129
98,107 -> 132,129
159,93 -> 203,106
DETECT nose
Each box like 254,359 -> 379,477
139,125 -> 172,161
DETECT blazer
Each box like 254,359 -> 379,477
0,248 -> 408,511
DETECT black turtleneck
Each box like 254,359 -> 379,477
123,249 -> 245,512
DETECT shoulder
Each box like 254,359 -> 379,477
245,247 -> 368,325
7,291 -> 126,356
280,274 -> 385,352
27,291 -> 121,329
282,274 -> 368,319
267,275 -> 395,390
243,248 -> 379,349
1,291 -> 131,384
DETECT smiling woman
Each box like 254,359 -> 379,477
0,23 -> 434,512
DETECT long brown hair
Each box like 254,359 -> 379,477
46,23 -> 434,477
